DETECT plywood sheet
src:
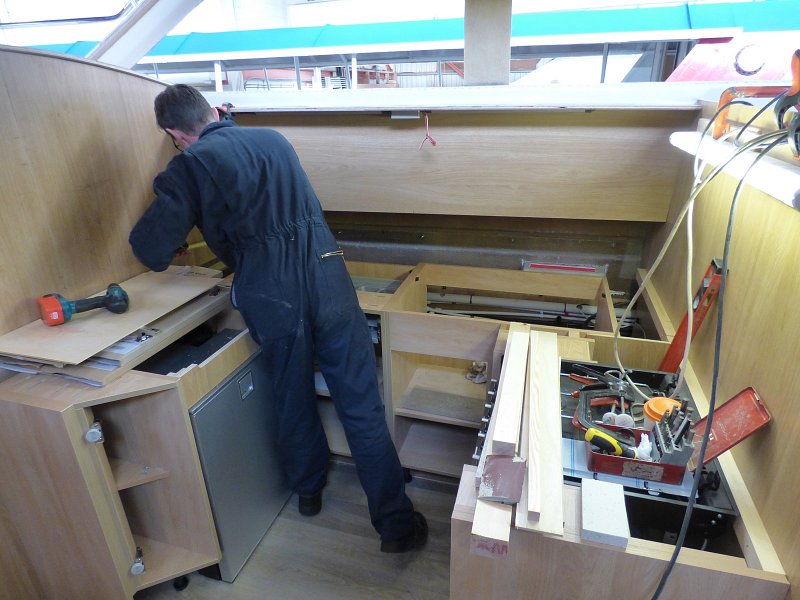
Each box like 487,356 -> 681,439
0,270 -> 219,365
236,109 -> 695,222
0,47 -> 171,338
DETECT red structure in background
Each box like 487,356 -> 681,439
668,33 -> 796,83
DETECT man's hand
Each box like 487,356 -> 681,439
218,102 -> 234,121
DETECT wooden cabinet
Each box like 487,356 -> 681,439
374,262 -> 637,477
0,371 -> 220,599
451,465 -> 790,600
386,311 -> 502,477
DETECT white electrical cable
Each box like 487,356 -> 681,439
671,126 -> 744,398
649,130 -> 788,600
611,129 -> 788,402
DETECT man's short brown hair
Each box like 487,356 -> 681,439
154,84 -> 213,136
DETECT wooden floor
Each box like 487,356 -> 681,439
135,461 -> 457,600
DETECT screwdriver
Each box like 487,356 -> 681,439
585,427 -> 638,459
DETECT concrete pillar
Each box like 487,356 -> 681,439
464,0 -> 512,86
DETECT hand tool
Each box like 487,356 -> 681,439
567,373 -> 595,385
659,259 -> 722,373
38,284 -> 129,326
651,409 -> 695,467
585,427 -> 637,459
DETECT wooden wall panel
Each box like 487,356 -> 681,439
649,166 -> 800,596
0,46 -> 169,336
235,109 -> 696,222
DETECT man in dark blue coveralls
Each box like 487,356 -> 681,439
129,84 -> 427,553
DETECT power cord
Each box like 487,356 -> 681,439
612,99 -> 755,403
612,127 -> 787,403
648,132 -> 787,600
675,100 -> 754,399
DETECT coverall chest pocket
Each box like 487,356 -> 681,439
233,277 -> 301,342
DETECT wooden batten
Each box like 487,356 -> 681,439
593,277 -> 617,333
635,268 -> 675,341
489,322 -> 529,456
470,327 -> 518,557
415,262 -> 606,303
516,330 -> 564,535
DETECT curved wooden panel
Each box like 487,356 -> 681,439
235,109 -> 696,222
0,45 -> 170,335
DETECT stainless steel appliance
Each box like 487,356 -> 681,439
190,350 -> 290,582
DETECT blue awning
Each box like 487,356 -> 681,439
30,1 -> 800,59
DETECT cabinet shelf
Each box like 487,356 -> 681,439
133,535 -> 218,590
395,418 -> 476,478
109,458 -> 168,491
395,365 -> 485,428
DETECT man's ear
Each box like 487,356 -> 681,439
210,107 -> 220,122
165,127 -> 188,146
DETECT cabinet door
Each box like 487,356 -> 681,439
0,399 -> 132,599
91,388 -> 220,591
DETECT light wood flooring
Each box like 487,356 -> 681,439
135,461 -> 458,600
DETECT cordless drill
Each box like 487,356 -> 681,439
37,284 -> 129,326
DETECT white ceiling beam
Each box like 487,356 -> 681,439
87,0 -> 204,69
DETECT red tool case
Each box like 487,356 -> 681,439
584,425 -> 687,484
579,387 -> 772,483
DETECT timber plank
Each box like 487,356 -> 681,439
489,322 -> 530,456
0,270 -> 219,366
516,330 -> 564,535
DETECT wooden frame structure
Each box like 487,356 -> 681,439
2,42 -> 799,600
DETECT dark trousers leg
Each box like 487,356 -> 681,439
259,324 -> 330,497
315,306 -> 414,541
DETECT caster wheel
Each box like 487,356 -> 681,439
173,575 -> 189,591
403,467 -> 413,483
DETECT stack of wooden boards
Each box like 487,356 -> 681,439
470,322 -> 631,557
0,266 -> 231,386
471,323 -> 565,557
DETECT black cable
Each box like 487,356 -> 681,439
734,95 -> 782,147
692,99 -> 752,176
649,132 -> 787,599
